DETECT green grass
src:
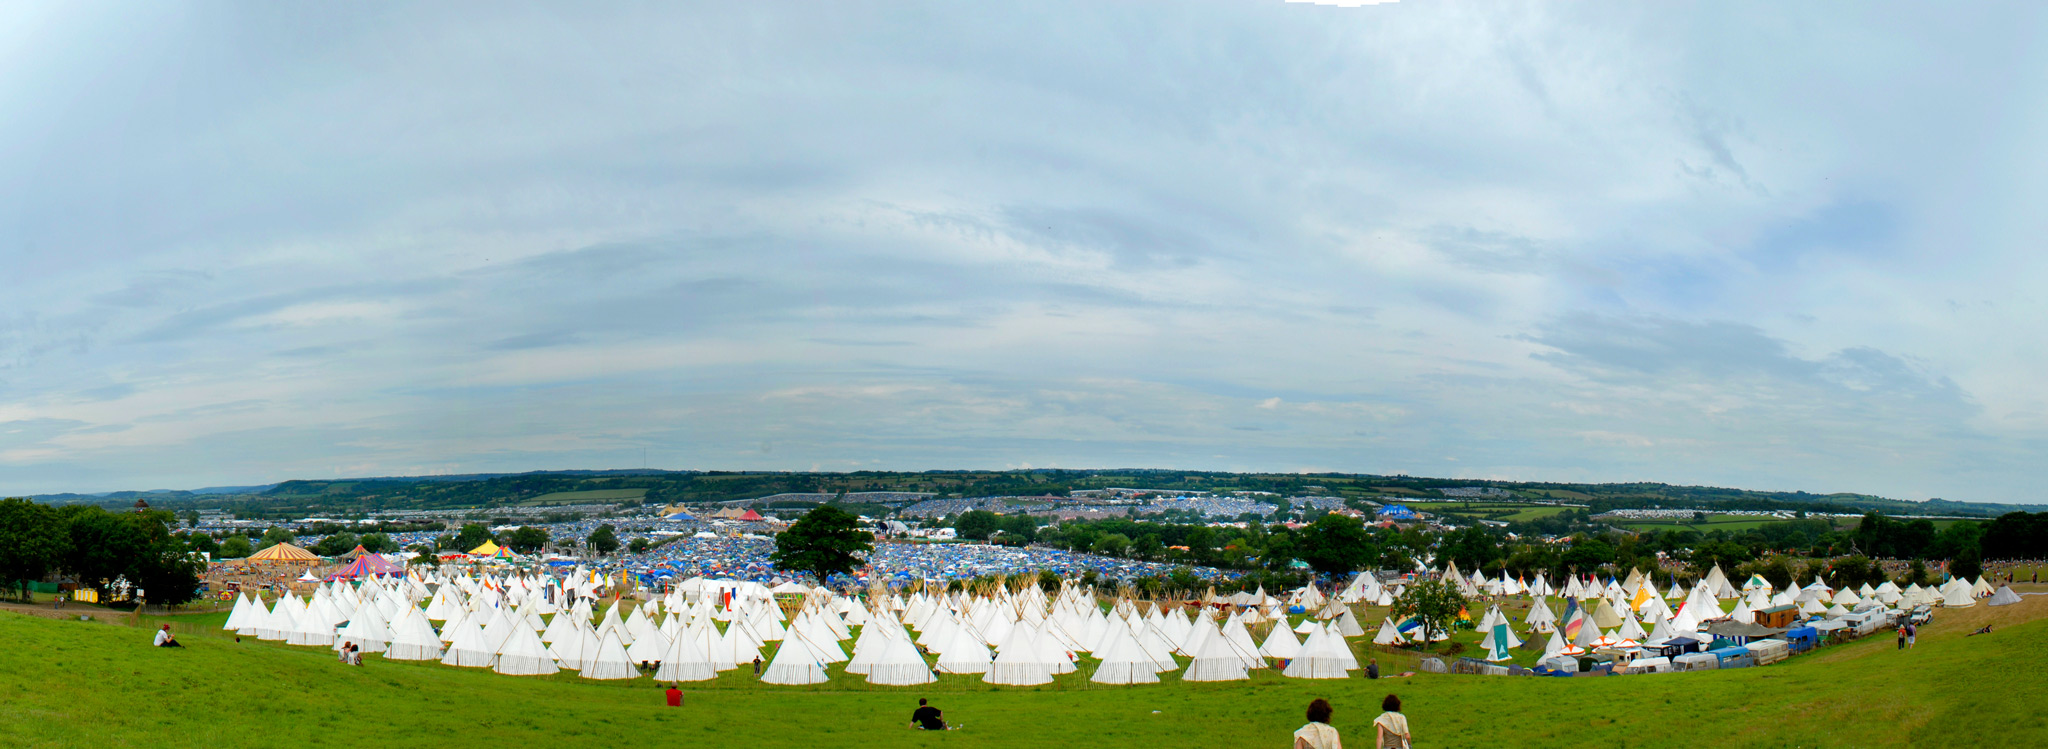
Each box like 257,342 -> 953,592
518,488 -> 649,505
5,594 -> 2046,748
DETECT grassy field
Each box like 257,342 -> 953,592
518,488 -> 649,506
5,589 -> 2046,748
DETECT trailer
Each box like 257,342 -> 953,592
1746,638 -> 1791,666
1707,646 -> 1754,670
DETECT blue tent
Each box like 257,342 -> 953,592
1377,505 -> 1418,520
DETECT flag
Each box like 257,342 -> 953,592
1490,623 -> 1511,660
1396,616 -> 1421,632
1562,600 -> 1584,641
1630,585 -> 1652,613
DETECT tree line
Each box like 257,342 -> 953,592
0,498 -> 205,605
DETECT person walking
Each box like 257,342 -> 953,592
1292,698 -> 1340,749
1906,623 -> 1917,649
752,656 -> 762,676
1373,694 -> 1411,749
1897,626 -> 1906,651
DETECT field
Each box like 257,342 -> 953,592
1608,514 -> 1809,534
5,590 -> 2046,748
517,488 -> 649,506
1403,502 -> 1574,523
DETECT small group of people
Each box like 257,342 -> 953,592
1896,622 -> 1917,650
337,642 -> 364,665
1294,695 -> 1410,749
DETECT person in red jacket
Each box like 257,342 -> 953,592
665,685 -> 683,708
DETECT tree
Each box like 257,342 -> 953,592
627,537 -> 651,554
453,523 -> 493,552
1393,577 -> 1469,650
588,525 -> 621,556
1298,514 -> 1376,577
57,506 -> 201,606
0,498 -> 69,601
503,527 -> 550,554
181,511 -> 200,528
1562,537 -> 1617,572
217,535 -> 254,559
311,533 -> 359,557
954,510 -> 1000,541
770,506 -> 874,585
1091,533 -> 1132,557
258,527 -> 297,549
357,532 -> 394,554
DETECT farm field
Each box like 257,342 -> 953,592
518,489 -> 649,506
6,590 -> 2046,748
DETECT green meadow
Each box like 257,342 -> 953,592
5,589 -> 2045,748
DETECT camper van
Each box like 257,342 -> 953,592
1746,638 -> 1790,665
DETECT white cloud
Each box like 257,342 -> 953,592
0,2 -> 2043,502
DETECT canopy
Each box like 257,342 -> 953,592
468,540 -> 501,556
329,552 -> 402,579
248,541 -> 321,563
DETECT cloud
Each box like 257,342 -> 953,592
0,2 -> 2043,502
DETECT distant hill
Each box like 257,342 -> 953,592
17,468 -> 2040,519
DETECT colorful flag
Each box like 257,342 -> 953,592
1562,600 -> 1584,641
1396,616 -> 1421,632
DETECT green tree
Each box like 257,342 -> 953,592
217,535 -> 254,559
503,527 -> 550,554
1393,576 -> 1470,650
627,537 -> 651,554
954,510 -> 1000,541
1298,514 -> 1376,577
770,506 -> 874,585
1091,533 -> 1132,557
1562,537 -> 1617,572
588,525 -> 621,556
0,498 -> 69,601
445,523 -> 489,552
311,533 -> 359,557
357,533 -> 395,554
258,527 -> 297,549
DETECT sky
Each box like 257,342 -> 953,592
3,2 -> 2047,502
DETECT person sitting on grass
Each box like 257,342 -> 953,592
153,625 -> 183,648
910,698 -> 948,730
1967,624 -> 1994,637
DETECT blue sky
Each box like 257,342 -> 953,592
4,2 -> 2046,501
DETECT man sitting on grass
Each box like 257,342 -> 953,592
910,698 -> 949,730
153,625 -> 183,648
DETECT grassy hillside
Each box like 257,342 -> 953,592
5,591 -> 2046,748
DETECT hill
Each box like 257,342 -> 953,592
3,592 -> 2045,747
22,468 -> 2042,520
